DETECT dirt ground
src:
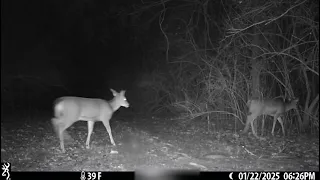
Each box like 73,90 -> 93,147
1,112 -> 319,172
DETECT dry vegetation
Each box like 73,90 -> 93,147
134,0 -> 319,137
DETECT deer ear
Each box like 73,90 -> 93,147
110,89 -> 117,96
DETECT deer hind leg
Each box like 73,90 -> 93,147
272,116 -> 285,136
53,119 -> 66,153
56,117 -> 76,153
249,116 -> 266,140
51,118 -> 65,152
59,129 -> 65,153
51,118 -> 60,136
278,117 -> 285,136
102,118 -> 116,146
86,121 -> 95,149
250,118 -> 259,139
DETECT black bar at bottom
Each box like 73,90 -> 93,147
11,172 -> 134,180
9,171 -> 318,180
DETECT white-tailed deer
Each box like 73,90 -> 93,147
51,89 -> 129,152
242,97 -> 299,139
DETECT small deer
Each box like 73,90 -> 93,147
242,97 -> 299,139
51,89 -> 129,152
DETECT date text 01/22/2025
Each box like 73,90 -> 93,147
233,172 -> 316,180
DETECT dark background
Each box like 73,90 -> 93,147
0,0 -> 227,115
2,0 -> 141,94
1,0 -> 158,113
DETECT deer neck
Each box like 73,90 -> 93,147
285,103 -> 296,112
108,98 -> 121,112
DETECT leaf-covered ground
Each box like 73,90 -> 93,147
1,112 -> 319,171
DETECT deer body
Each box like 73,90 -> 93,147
243,98 -> 298,139
51,89 -> 129,152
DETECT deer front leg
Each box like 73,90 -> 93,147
102,120 -> 116,146
86,121 -> 95,149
